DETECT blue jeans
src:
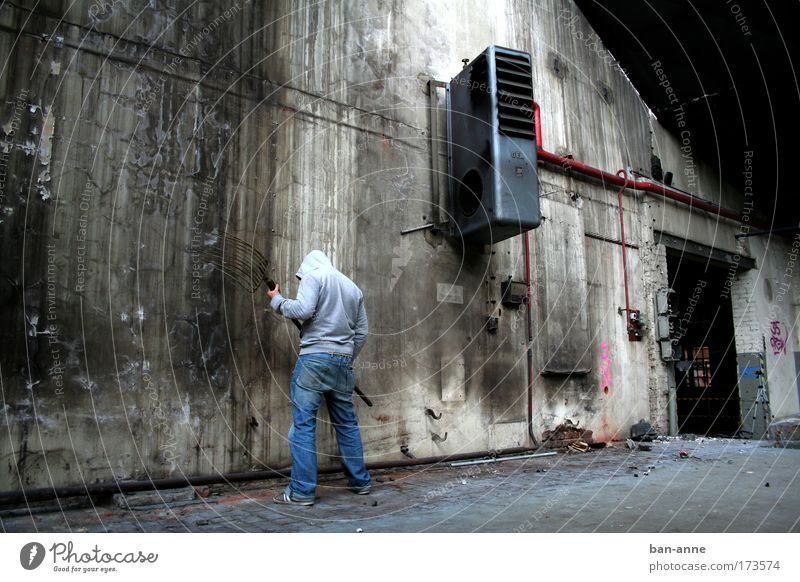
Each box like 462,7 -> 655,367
286,353 -> 371,501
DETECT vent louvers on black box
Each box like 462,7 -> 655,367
494,52 -> 535,140
448,46 -> 540,244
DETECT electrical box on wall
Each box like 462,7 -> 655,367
655,287 -> 679,360
448,46 -> 541,244
501,279 -> 527,306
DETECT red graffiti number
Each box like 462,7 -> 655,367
770,320 -> 787,356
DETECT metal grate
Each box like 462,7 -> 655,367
689,346 -> 712,389
495,52 -> 535,139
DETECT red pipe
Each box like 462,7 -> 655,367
536,141 -> 751,227
533,102 -> 543,149
532,102 -> 751,225
524,104 -> 542,446
616,170 -> 633,334
523,231 -> 536,445
522,102 -> 750,442
524,103 -> 539,445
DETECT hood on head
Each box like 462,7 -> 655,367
296,250 -> 333,279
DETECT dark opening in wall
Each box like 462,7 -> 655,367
667,252 -> 742,435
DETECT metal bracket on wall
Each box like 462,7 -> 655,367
425,408 -> 443,420
401,223 -> 435,235
428,79 -> 451,230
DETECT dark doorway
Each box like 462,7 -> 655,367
667,252 -> 741,435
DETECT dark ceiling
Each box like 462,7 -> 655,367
574,0 -> 799,231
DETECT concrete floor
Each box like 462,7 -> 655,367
2,439 -> 798,533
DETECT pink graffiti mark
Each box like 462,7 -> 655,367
600,341 -> 612,393
770,320 -> 787,356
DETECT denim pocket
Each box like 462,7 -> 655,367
345,366 -> 356,392
294,359 -> 326,392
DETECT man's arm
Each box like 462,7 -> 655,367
352,296 -> 368,358
268,277 -> 320,321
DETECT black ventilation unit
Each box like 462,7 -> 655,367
448,46 -> 540,244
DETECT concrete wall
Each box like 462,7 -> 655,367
731,235 -> 800,418
652,121 -> 800,420
1,0 -> 796,491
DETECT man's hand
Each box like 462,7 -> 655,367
267,282 -> 281,300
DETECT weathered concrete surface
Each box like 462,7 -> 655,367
2,439 -> 798,533
730,235 -> 800,421
0,0 -> 797,493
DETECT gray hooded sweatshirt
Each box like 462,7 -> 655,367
269,250 -> 368,358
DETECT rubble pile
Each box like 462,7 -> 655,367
542,420 -> 594,449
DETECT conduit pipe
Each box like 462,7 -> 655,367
0,447 -> 540,506
532,102 -> 756,228
525,102 -> 759,432
523,102 -> 539,446
523,230 -> 536,446
533,101 -> 543,149
616,170 -> 634,337
4,104 -> 752,507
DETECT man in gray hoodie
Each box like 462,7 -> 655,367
267,250 -> 371,505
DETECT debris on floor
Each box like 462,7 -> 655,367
568,441 -> 590,453
1,439 -> 796,533
769,415 -> 800,449
630,419 -> 658,441
543,419 -> 594,449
